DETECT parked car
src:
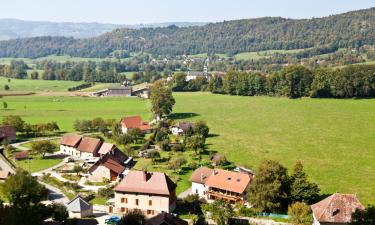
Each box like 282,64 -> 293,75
105,216 -> 121,225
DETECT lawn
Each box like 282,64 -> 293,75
1,90 -> 374,204
234,49 -> 306,60
16,156 -> 62,173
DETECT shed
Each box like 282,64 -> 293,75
67,196 -> 93,218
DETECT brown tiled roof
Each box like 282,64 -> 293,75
0,170 -> 10,179
89,153 -> 126,174
190,167 -> 214,184
121,116 -> 151,131
60,133 -> 82,147
311,193 -> 365,223
204,168 -> 251,194
77,137 -> 102,154
115,170 -> 176,196
0,125 -> 16,140
98,143 -> 115,155
145,212 -> 188,225
14,151 -> 29,160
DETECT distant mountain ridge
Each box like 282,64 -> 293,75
0,7 -> 375,58
0,18 -> 206,40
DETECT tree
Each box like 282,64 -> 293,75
4,84 -> 10,91
30,71 -> 39,80
50,203 -> 69,222
210,200 -> 234,225
290,161 -> 320,204
248,160 -> 290,213
185,135 -> 205,154
172,72 -> 187,91
194,121 -> 210,138
128,128 -> 145,143
147,150 -> 160,162
150,80 -> 175,119
0,169 -> 47,208
2,115 -> 25,132
30,140 -> 57,158
2,102 -> 7,110
351,205 -> 375,225
288,202 -> 313,225
168,156 -> 187,171
119,210 -> 145,225
73,165 -> 84,176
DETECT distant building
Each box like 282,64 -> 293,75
186,71 -> 211,81
59,133 -> 83,157
120,116 -> 152,134
92,83 -> 150,98
190,167 -> 252,204
171,122 -> 193,136
145,212 -> 188,225
76,137 -> 102,159
88,146 -> 130,182
311,193 -> 365,225
112,170 -> 177,217
0,125 -> 16,143
107,86 -> 132,96
14,151 -> 29,160
67,196 -> 94,218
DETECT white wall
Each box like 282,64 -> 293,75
60,145 -> 80,157
192,182 -> 206,198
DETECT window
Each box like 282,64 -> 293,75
121,198 -> 125,203
121,207 -> 126,212
135,199 -> 139,206
149,200 -> 152,206
147,210 -> 154,215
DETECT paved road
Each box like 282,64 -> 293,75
178,187 -> 192,199
39,180 -> 70,205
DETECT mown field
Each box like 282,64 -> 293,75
0,80 -> 374,204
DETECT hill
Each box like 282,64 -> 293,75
0,18 -> 205,40
0,8 -> 375,58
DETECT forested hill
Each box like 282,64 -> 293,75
1,8 -> 375,58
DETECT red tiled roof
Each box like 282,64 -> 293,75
60,133 -> 82,147
115,170 -> 176,196
77,137 -> 102,154
98,143 -> 115,155
0,170 -> 10,179
89,151 -> 127,175
0,125 -> 16,140
145,212 -> 188,225
311,193 -> 365,223
204,168 -> 251,194
121,116 -> 151,131
190,167 -> 214,184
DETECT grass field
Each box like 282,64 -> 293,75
16,157 -> 63,173
0,77 -> 84,92
1,82 -> 374,204
234,49 -> 306,60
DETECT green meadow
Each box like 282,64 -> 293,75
0,79 -> 374,204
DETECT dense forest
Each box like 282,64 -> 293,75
0,8 -> 375,58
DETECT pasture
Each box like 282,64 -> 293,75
0,81 -> 374,204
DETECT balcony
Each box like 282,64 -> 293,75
207,189 -> 244,203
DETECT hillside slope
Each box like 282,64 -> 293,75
0,8 -> 375,58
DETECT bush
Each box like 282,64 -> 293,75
98,187 -> 114,198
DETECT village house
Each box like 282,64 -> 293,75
171,122 -> 193,136
186,71 -> 211,81
120,116 -> 152,134
60,133 -> 83,157
311,193 -> 365,225
145,212 -> 188,225
88,145 -> 130,182
190,167 -> 252,204
66,196 -> 94,218
112,170 -> 177,217
0,125 -> 16,143
77,137 -> 102,159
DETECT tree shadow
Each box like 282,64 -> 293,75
168,112 -> 199,120
207,133 -> 220,138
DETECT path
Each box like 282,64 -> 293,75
178,187 -> 192,199
10,137 -> 60,151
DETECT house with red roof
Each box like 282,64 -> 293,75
77,137 -> 102,159
60,133 -> 83,157
112,170 -> 177,217
120,116 -> 152,134
311,193 -> 365,225
190,167 -> 252,204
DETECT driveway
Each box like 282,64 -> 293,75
178,187 -> 192,199
39,180 -> 70,205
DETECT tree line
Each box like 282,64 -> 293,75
208,64 -> 375,98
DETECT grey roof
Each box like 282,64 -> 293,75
67,196 -> 93,213
108,86 -> 132,90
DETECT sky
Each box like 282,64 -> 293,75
0,0 -> 374,24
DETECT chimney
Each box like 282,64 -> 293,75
143,170 -> 147,182
212,169 -> 216,176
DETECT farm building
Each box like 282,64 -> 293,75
92,83 -> 150,98
311,193 -> 365,225
112,170 -> 177,217
60,133 -> 83,157
76,137 -> 102,159
190,167 -> 252,204
0,125 -> 16,143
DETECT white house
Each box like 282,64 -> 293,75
120,116 -> 151,134
59,134 -> 82,157
67,196 -> 93,218
186,71 -> 211,82
171,122 -> 193,136
76,137 -> 102,159
189,167 -> 213,197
